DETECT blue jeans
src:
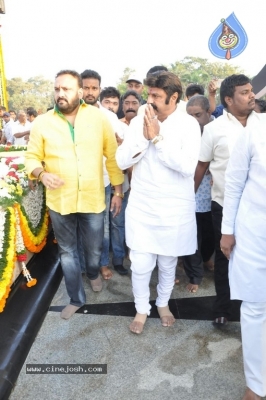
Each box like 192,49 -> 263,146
49,209 -> 104,307
100,184 -> 111,267
110,189 -> 129,266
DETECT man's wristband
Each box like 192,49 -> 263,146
151,135 -> 163,145
37,170 -> 46,182
114,192 -> 124,199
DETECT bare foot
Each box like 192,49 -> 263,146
203,259 -> 214,271
100,266 -> 113,280
129,313 -> 147,334
242,387 -> 261,399
186,283 -> 198,293
175,278 -> 180,284
157,306 -> 175,327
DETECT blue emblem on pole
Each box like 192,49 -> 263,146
208,12 -> 248,60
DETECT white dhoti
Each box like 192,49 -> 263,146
130,250 -> 177,315
241,301 -> 266,397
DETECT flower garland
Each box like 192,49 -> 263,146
16,200 -> 49,253
0,207 -> 16,312
0,157 -> 28,208
0,153 -> 49,312
14,206 -> 37,288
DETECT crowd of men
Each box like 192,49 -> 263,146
0,106 -> 38,145
1,65 -> 265,400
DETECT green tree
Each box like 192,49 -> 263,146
116,58 -> 244,101
116,67 -> 150,100
7,76 -> 54,113
116,67 -> 136,96
169,56 -> 244,90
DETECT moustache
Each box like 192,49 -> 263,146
126,109 -> 136,113
57,97 -> 68,103
150,103 -> 158,111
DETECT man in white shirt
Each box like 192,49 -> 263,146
221,116 -> 266,400
1,112 -> 14,144
81,69 -> 123,282
116,71 -> 201,334
194,74 -> 260,327
12,110 -> 31,145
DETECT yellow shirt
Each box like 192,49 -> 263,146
25,102 -> 124,215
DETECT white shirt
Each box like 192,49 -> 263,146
97,102 -> 129,193
3,119 -> 14,144
116,107 -> 201,256
199,110 -> 261,207
221,114 -> 266,301
12,120 -> 31,145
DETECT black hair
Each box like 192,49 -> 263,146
185,84 -> 205,98
80,69 -> 101,85
255,99 -> 266,113
122,90 -> 142,103
100,87 -> 120,102
220,74 -> 251,108
144,71 -> 182,104
27,109 -> 38,118
146,65 -> 168,77
186,95 -> 210,112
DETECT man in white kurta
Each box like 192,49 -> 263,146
194,74 -> 261,326
221,115 -> 266,400
116,71 -> 201,334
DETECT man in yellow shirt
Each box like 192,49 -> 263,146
25,70 -> 124,319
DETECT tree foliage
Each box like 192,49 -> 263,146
7,76 -> 54,113
117,67 -> 150,99
116,57 -> 244,101
116,67 -> 136,96
169,56 -> 244,89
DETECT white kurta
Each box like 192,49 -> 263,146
116,107 -> 201,257
222,115 -> 266,302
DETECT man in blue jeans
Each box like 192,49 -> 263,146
81,69 -> 124,281
25,70 -> 124,319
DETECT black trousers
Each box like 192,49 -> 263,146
182,211 -> 215,285
211,201 -> 241,318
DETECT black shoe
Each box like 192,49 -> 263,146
114,265 -> 128,275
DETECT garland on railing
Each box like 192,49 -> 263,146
0,207 -> 16,312
14,206 -> 37,287
16,201 -> 49,253
0,155 -> 49,312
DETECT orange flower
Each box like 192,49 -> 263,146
26,278 -> 37,287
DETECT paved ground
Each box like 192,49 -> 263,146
9,259 -> 264,400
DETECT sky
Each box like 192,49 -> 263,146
1,0 -> 265,87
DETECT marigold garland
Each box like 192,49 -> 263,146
0,154 -> 49,312
15,203 -> 49,253
0,207 -> 16,312
15,207 -> 37,287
